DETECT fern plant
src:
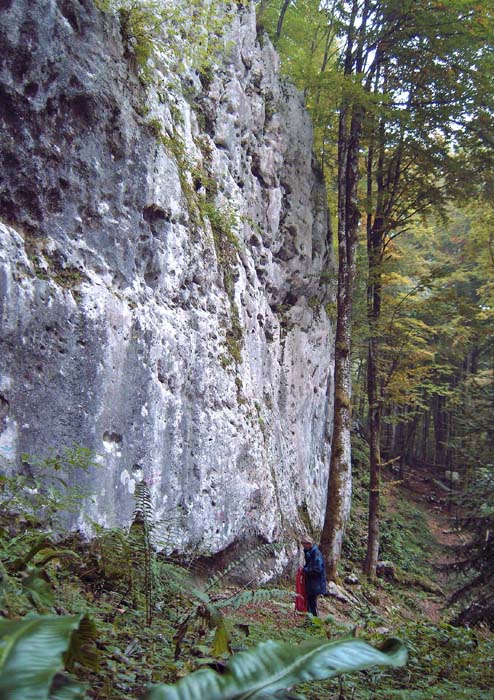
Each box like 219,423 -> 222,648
89,479 -> 191,626
128,480 -> 154,623
0,529 -> 80,614
173,543 -> 289,660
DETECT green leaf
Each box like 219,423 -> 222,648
64,615 -> 99,672
35,549 -> 81,568
211,620 -> 230,657
145,636 -> 408,700
22,572 -> 55,609
0,614 -> 94,700
11,534 -> 52,572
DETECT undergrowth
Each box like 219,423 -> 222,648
1,444 -> 494,699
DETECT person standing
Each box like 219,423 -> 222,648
301,537 -> 327,617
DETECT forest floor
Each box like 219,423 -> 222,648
2,463 -> 494,700
216,465 -> 494,700
399,462 -> 467,625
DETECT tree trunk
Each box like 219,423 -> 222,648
363,228 -> 383,577
320,104 -> 360,579
320,0 -> 365,580
275,0 -> 291,41
363,97 -> 385,579
364,330 -> 381,577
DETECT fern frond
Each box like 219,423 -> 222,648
132,480 -> 153,526
150,524 -> 186,551
205,542 -> 285,592
215,588 -> 292,611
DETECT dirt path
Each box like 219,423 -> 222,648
401,462 -> 467,623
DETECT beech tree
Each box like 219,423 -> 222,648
319,0 -> 372,580
260,0 -> 366,577
262,0 -> 494,580
359,0 -> 494,578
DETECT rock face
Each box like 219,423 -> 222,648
0,0 -> 335,559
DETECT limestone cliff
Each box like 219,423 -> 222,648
0,0 -> 335,561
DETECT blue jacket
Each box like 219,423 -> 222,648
303,544 -> 328,596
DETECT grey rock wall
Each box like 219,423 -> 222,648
0,0 -> 335,560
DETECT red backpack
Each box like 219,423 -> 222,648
295,567 -> 307,612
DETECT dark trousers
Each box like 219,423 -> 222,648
307,593 -> 318,616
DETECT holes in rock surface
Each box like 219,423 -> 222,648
70,95 -> 95,124
0,86 -> 21,128
0,395 -> 10,431
55,94 -> 96,128
2,199 -> 25,227
280,179 -> 292,195
46,187 -> 62,212
13,49 -> 32,81
282,292 -> 298,307
107,129 -> 126,160
103,431 -> 123,445
15,187 -> 42,220
3,151 -> 19,171
45,97 -> 58,119
24,82 -> 39,98
144,265 -> 160,288
250,154 -> 264,182
69,75 -> 83,89
59,1 -> 80,33
143,204 -> 169,224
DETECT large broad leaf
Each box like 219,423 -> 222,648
146,636 -> 407,700
0,614 -> 90,700
22,571 -> 55,609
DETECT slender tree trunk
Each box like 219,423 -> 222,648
275,0 -> 291,41
320,0 -> 364,580
421,410 -> 430,463
364,327 -> 381,577
433,394 -> 446,465
320,105 -> 359,579
363,99 -> 385,579
363,229 -> 383,577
